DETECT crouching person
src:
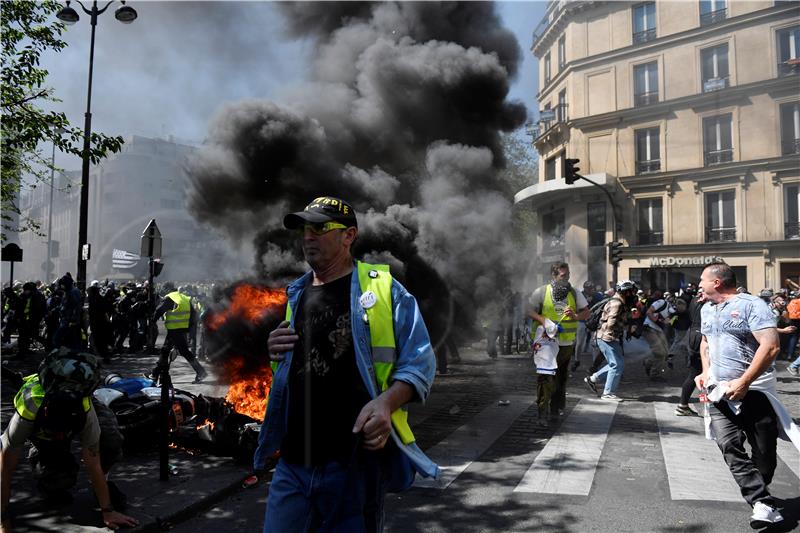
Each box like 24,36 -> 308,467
1,349 -> 138,532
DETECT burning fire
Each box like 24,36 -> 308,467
205,283 -> 286,421
206,284 -> 287,331
224,358 -> 272,421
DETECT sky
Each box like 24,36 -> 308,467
41,1 -> 547,170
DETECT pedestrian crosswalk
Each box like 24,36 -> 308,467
412,396 -> 800,501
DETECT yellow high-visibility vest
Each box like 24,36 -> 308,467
274,261 -> 416,444
540,284 -> 578,343
164,291 -> 191,330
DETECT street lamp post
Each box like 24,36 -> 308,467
56,0 -> 137,289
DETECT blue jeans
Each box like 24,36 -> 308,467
592,339 -> 624,395
264,455 -> 387,533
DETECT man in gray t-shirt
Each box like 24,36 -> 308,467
695,262 -> 783,529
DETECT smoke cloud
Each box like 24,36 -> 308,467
186,1 -> 527,340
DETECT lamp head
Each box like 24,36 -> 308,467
114,2 -> 137,23
56,2 -> 80,25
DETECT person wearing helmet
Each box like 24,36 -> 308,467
148,284 -> 207,384
583,281 -> 637,400
0,349 -> 137,530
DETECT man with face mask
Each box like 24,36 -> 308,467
527,262 -> 590,426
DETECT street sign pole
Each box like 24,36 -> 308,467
2,244 -> 24,286
139,220 -> 169,481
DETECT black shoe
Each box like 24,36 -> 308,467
193,370 -> 208,384
584,376 -> 598,395
106,481 -> 127,512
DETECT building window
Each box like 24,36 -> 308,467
700,0 -> 727,26
780,102 -> 800,155
705,190 -> 736,242
634,62 -> 659,106
545,155 -> 557,181
777,26 -> 800,76
587,202 -> 607,247
786,184 -> 800,239
557,89 -> 567,122
633,2 -> 656,44
637,198 -> 663,245
701,43 -> 729,92
703,114 -> 733,165
541,103 -> 552,132
542,209 -> 565,252
635,127 -> 661,174
544,52 -> 551,85
558,36 -> 566,71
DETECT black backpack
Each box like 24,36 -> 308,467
584,298 -> 611,332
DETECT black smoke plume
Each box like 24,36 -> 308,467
186,2 -> 527,347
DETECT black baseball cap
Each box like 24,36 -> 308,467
283,196 -> 358,229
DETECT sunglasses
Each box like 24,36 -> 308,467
297,221 -> 349,235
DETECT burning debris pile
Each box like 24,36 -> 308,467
204,282 -> 288,421
185,2 -> 528,344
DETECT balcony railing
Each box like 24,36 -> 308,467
638,231 -> 663,245
633,28 -> 656,44
703,76 -> 729,92
539,103 -> 569,135
706,227 -> 736,243
778,58 -> 800,77
782,138 -> 800,155
700,8 -> 727,26
783,222 -> 800,239
786,222 -> 800,240
636,159 -> 661,174
634,90 -> 659,107
704,148 -> 733,166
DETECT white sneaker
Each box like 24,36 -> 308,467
750,501 -> 783,529
600,393 -> 622,401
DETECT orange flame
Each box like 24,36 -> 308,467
206,284 -> 286,331
224,357 -> 272,421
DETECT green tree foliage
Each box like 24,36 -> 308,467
498,131 -> 538,251
1,0 -> 123,242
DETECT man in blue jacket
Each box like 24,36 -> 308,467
255,196 -> 439,533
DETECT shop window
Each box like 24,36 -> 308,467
701,43 -> 729,92
703,114 -> 733,165
777,25 -> 800,76
700,0 -> 726,26
633,2 -> 656,44
635,127 -> 661,174
634,62 -> 658,107
785,184 -> 800,239
542,209 -> 565,252
705,190 -> 736,242
637,198 -> 663,245
780,102 -> 800,155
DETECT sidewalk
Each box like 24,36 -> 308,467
1,350 -> 256,533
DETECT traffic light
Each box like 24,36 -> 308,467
564,158 -> 580,184
608,241 -> 623,265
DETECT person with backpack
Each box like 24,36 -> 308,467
0,349 -> 137,531
642,289 -> 675,379
583,281 -> 637,400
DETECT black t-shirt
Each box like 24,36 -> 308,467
281,273 -> 371,466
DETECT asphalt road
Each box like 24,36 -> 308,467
168,338 -> 800,533
2,337 -> 798,532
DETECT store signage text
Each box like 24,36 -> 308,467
649,256 -> 723,267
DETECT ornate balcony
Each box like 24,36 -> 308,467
705,226 -> 736,243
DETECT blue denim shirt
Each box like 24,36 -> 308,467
254,266 -> 440,482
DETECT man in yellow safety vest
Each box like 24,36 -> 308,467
257,196 -> 438,532
527,262 -> 590,427
149,283 -> 207,384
